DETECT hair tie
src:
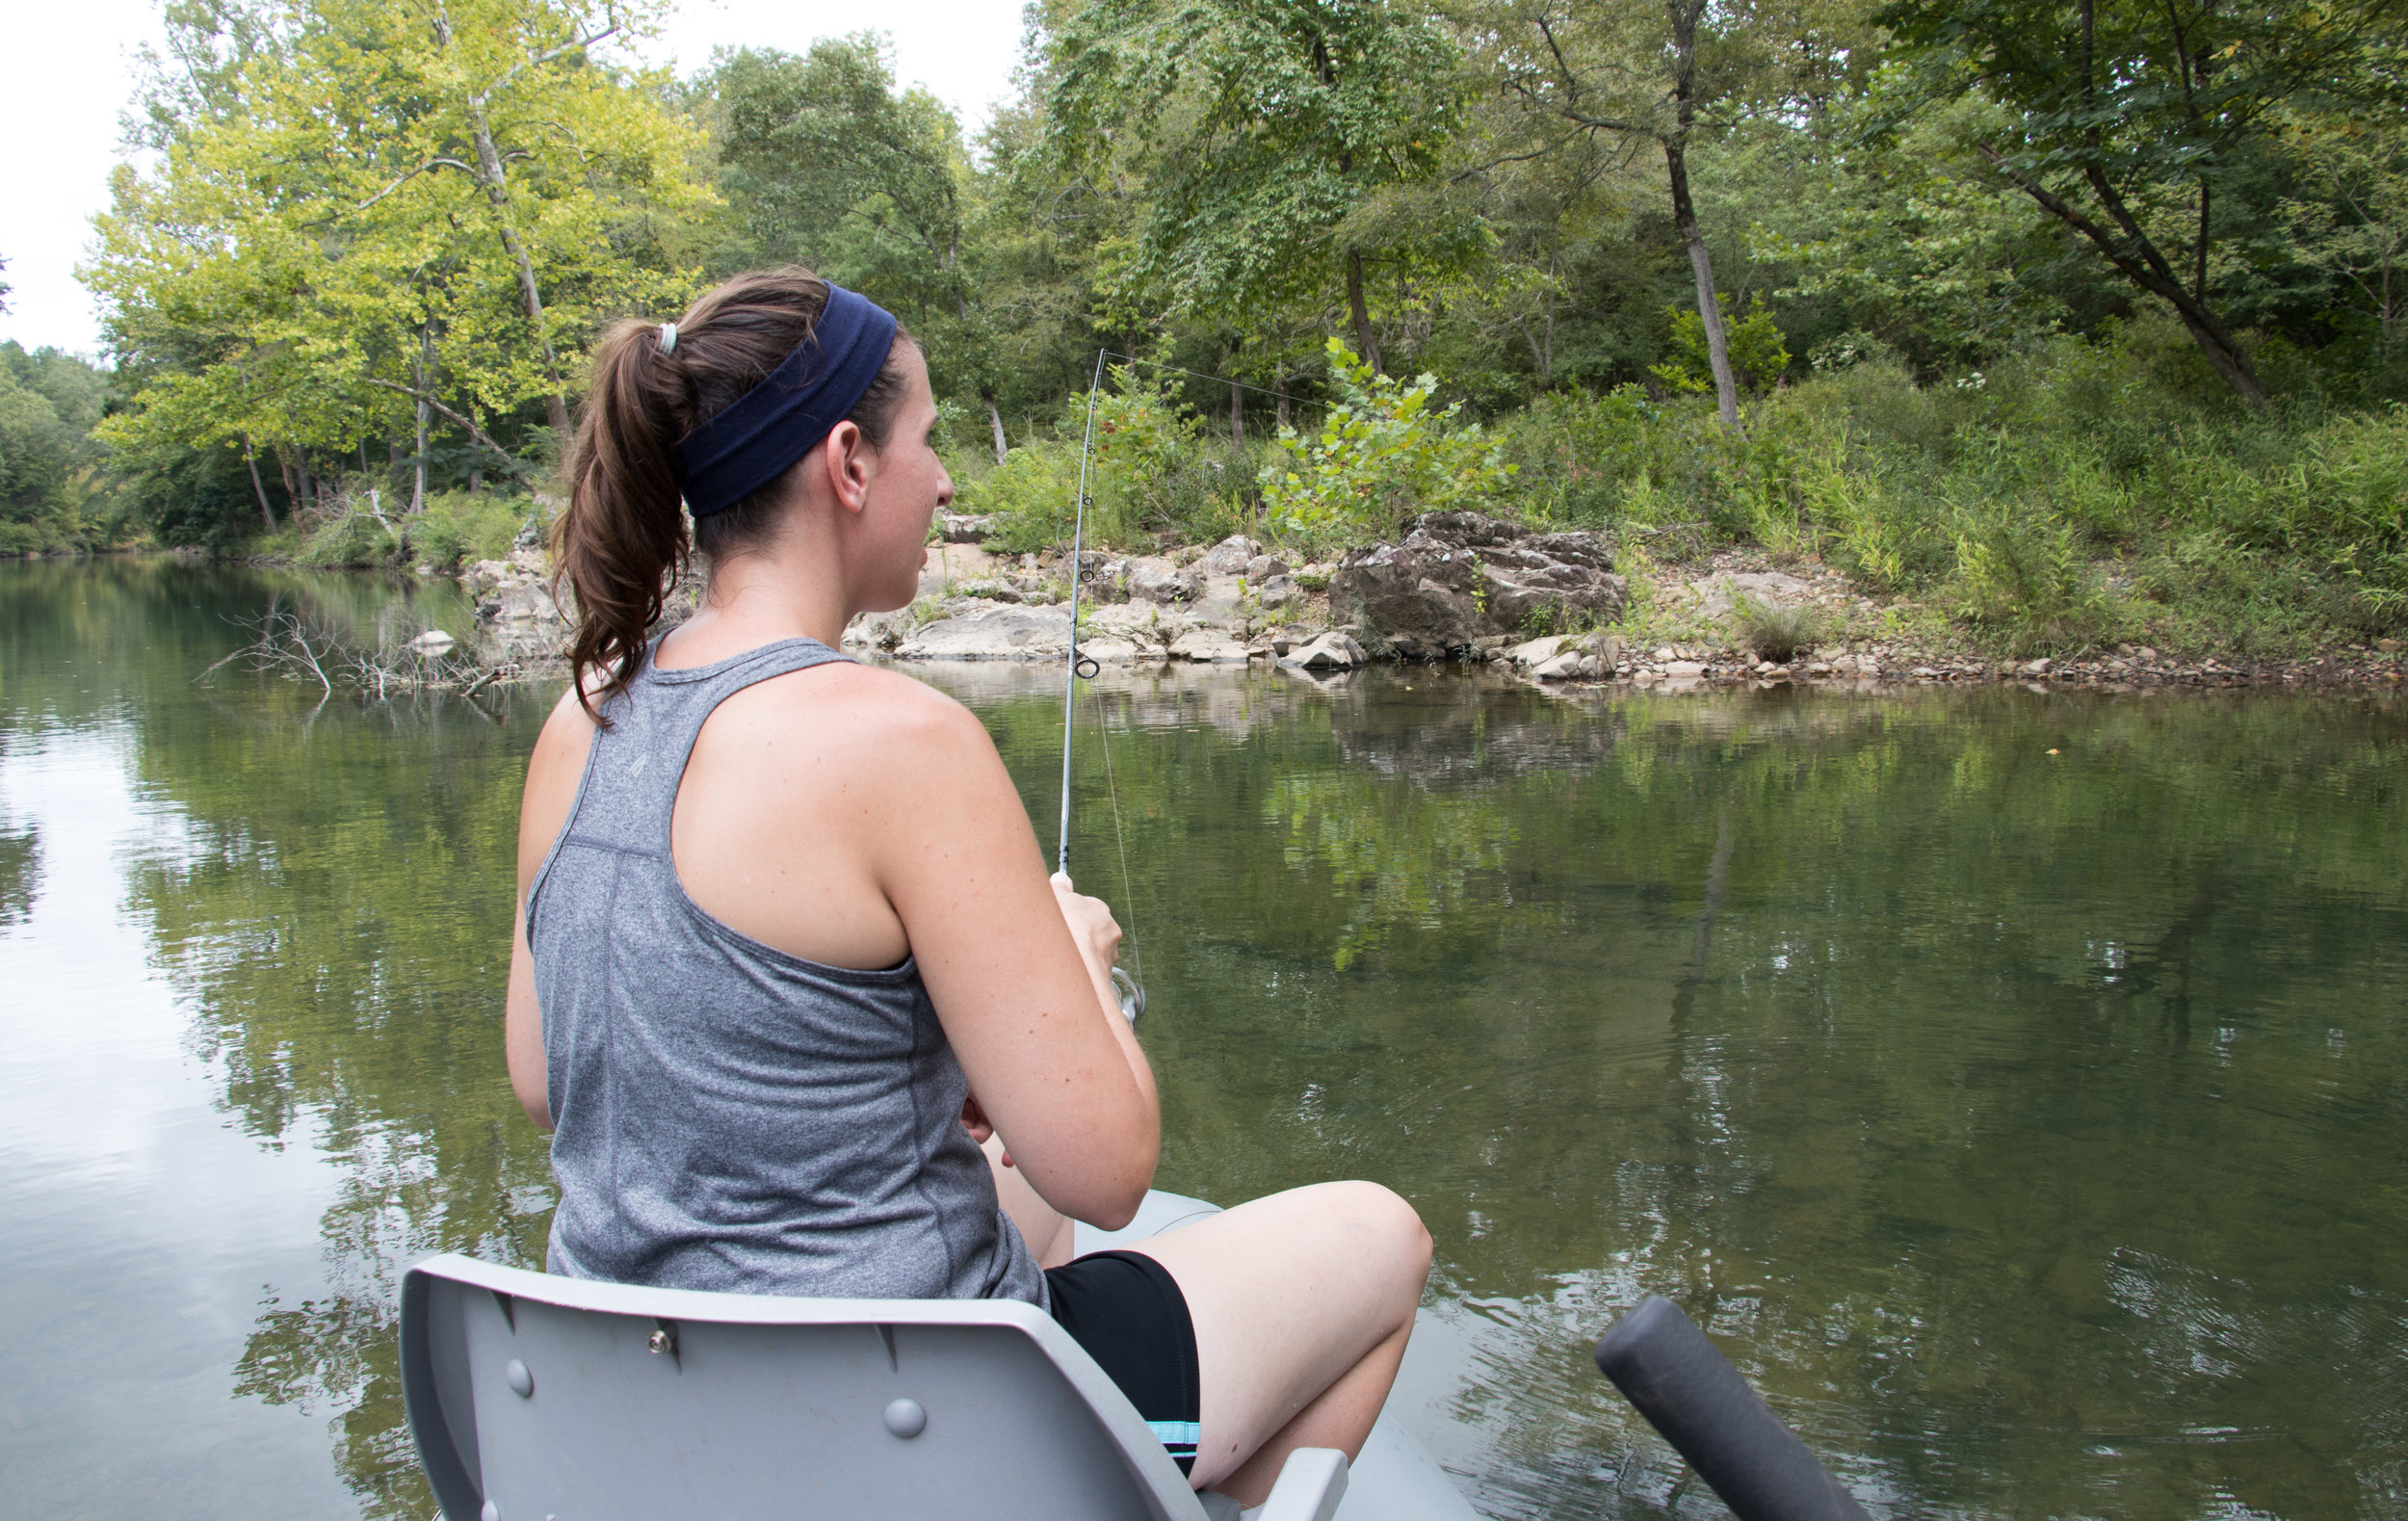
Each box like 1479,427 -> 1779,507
656,322 -> 678,355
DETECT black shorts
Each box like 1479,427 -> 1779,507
1045,1249 -> 1201,1474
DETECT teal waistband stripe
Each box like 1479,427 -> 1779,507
1147,1420 -> 1202,1448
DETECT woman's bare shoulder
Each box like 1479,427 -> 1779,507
718,660 -> 998,777
518,685 -> 601,872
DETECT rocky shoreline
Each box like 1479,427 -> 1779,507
430,514 -> 2405,695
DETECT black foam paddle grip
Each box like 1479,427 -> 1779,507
1593,1296 -> 1871,1521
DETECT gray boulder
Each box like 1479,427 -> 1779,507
894,605 -> 1072,661
1200,535 -> 1263,575
1277,631 -> 1368,670
1328,511 -> 1625,659
1128,563 -> 1202,605
1167,629 -> 1253,664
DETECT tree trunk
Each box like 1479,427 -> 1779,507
466,96 -> 570,437
1346,251 -> 1383,374
985,395 -> 1008,465
1666,0 -> 1740,430
1977,146 -> 2269,408
1275,365 -> 1292,432
244,435 -> 278,531
1229,335 -> 1244,449
412,326 -> 432,511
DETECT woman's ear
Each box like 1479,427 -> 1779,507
817,419 -> 875,515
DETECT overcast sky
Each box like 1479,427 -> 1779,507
0,0 -> 1029,358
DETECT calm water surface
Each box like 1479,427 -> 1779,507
3,558 -> 2403,1519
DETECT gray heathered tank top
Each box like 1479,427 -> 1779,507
525,635 -> 1046,1307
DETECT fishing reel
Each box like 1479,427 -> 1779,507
1112,965 -> 1146,1025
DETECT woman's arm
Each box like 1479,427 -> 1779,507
848,685 -> 1160,1229
502,689 -> 597,1134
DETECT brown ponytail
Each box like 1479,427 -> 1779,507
552,267 -> 915,721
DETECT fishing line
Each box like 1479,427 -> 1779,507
1055,345 -> 1306,1019
1057,348 -> 1146,1021
1092,680 -> 1143,997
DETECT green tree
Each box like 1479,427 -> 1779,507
0,344 -> 114,554
1874,0 -> 2408,408
1477,0 -> 1861,427
709,37 -> 1027,459
1043,0 -> 1477,375
86,0 -> 712,537
2281,101 -> 2408,374
1744,76 -> 2082,371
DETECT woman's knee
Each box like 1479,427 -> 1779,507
1324,1181 -> 1432,1296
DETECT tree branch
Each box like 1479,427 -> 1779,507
491,24 -> 619,95
364,380 -> 531,480
355,157 -> 476,211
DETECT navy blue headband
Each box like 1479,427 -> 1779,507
670,283 -> 900,517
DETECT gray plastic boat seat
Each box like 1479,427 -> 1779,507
402,1190 -> 1478,1521
1074,1186 -> 1225,1255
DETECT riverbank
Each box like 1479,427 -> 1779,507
848,520 -> 2407,693
196,511 -> 2408,695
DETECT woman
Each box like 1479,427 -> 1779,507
502,268 -> 1431,1504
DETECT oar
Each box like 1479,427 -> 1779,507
1593,1296 -> 1869,1521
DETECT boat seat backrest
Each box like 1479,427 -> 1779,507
401,1252 -> 1208,1521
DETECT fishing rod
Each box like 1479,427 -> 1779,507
1058,349 -> 1145,1024
1051,344 -> 1312,1024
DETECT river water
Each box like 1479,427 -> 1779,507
3,557 -> 2403,1519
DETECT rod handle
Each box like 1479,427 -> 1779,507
1593,1297 -> 1869,1521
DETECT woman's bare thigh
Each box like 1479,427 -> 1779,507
1122,1181 -> 1430,1486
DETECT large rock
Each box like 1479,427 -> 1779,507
1166,629 -> 1252,663
893,604 -> 1072,661
1688,571 -> 1815,621
1277,631 -> 1368,670
1329,512 -> 1625,659
1251,573 -> 1300,611
1128,562 -> 1203,605
483,581 -> 566,624
1200,535 -> 1263,575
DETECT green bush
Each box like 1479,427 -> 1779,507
293,505 -> 400,568
408,490 -> 540,569
1259,339 -> 1514,550
1498,384 -> 1683,525
961,368 -> 1252,554
1651,295 -> 1793,397
1730,590 -> 1822,661
1948,506 -> 2127,653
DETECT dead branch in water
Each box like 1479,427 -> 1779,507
197,607 -> 520,699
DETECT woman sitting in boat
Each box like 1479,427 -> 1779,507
502,267 -> 1432,1505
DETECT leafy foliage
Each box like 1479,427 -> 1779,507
1652,295 -> 1792,396
1872,0 -> 2408,406
961,365 -> 1249,551
86,0 -> 713,542
0,345 -> 115,553
1258,340 -> 1514,546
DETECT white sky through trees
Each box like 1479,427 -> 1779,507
0,0 -> 1026,357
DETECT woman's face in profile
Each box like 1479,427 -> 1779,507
856,341 -> 952,613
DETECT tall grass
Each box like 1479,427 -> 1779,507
1491,315 -> 2407,653
937,312 -> 2404,656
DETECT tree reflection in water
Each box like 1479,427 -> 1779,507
42,560 -> 2403,1521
